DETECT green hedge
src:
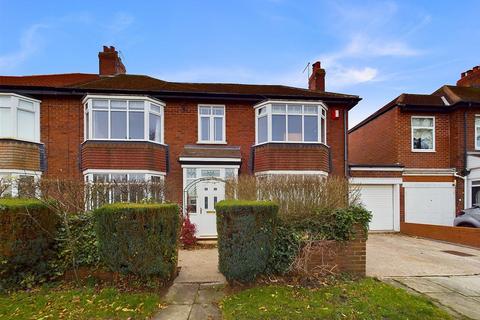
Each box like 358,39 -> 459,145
0,198 -> 59,290
216,200 -> 278,282
94,203 -> 180,279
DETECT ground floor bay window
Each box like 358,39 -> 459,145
83,170 -> 165,209
0,170 -> 41,197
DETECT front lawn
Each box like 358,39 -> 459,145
0,286 -> 162,319
221,278 -> 454,320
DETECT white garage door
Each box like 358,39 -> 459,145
358,185 -> 394,231
404,183 -> 455,226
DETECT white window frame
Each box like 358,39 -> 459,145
197,105 -> 226,144
254,100 -> 327,146
475,115 -> 480,150
82,95 -> 165,144
0,93 -> 41,143
411,116 -> 435,152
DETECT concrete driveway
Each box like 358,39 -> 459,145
368,233 -> 480,319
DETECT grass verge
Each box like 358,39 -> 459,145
0,286 -> 162,319
221,278 -> 455,320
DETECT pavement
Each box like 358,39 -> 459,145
153,248 -> 226,320
368,233 -> 480,319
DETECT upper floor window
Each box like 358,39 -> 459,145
198,105 -> 225,143
0,93 -> 40,143
255,101 -> 327,144
475,116 -> 480,150
412,116 -> 435,151
83,95 -> 164,144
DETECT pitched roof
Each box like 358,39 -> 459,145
0,73 -> 360,102
0,73 -> 99,87
72,74 -> 358,100
350,85 -> 480,133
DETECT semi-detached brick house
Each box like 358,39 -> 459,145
349,65 -> 480,232
0,46 -> 360,237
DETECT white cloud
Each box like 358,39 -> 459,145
0,24 -> 47,72
328,66 -> 378,87
107,12 -> 135,33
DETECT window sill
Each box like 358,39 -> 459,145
254,141 -> 329,148
82,139 -> 167,146
411,149 -> 436,153
196,141 -> 228,145
0,137 -> 43,145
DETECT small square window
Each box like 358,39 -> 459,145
412,117 -> 435,151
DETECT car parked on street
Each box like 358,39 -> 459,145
454,206 -> 480,228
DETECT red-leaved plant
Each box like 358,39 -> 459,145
181,214 -> 197,247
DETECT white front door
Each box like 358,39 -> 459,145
184,166 -> 237,238
192,180 -> 224,237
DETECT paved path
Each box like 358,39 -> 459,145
368,234 -> 480,319
153,248 -> 226,320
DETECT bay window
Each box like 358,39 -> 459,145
198,105 -> 226,143
0,93 -> 40,142
83,95 -> 164,144
255,101 -> 327,144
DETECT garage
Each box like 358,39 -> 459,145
357,184 -> 396,231
404,182 -> 455,226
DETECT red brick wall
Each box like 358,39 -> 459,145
397,111 -> 451,168
349,170 -> 402,178
0,139 -> 41,171
349,108 -> 398,165
401,222 -> 480,248
253,143 -> 329,173
81,141 -> 167,172
328,106 -> 349,176
40,95 -> 84,179
304,225 -> 366,276
163,100 -> 256,202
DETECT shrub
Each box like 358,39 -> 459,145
226,175 -> 360,222
266,206 -> 372,275
180,214 -> 197,247
54,211 -> 99,272
0,198 -> 59,290
94,203 -> 180,279
216,200 -> 278,282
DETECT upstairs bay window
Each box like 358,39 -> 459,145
0,93 -> 40,143
83,95 -> 164,144
255,101 -> 327,144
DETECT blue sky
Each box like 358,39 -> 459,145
1,0 -> 480,127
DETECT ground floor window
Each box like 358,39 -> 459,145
84,170 -> 165,209
0,171 -> 40,198
471,180 -> 480,206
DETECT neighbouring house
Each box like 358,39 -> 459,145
0,46 -> 360,237
349,65 -> 480,232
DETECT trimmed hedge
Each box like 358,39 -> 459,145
94,203 -> 180,279
0,198 -> 59,290
216,200 -> 278,282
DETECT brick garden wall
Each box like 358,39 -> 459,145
401,222 -> 480,248
304,225 -> 367,276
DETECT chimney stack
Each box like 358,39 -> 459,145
308,61 -> 326,91
98,46 -> 126,76
457,65 -> 480,88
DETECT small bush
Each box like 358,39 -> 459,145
0,198 -> 59,290
180,214 -> 197,247
54,211 -> 99,273
94,203 -> 180,279
216,200 -> 278,282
